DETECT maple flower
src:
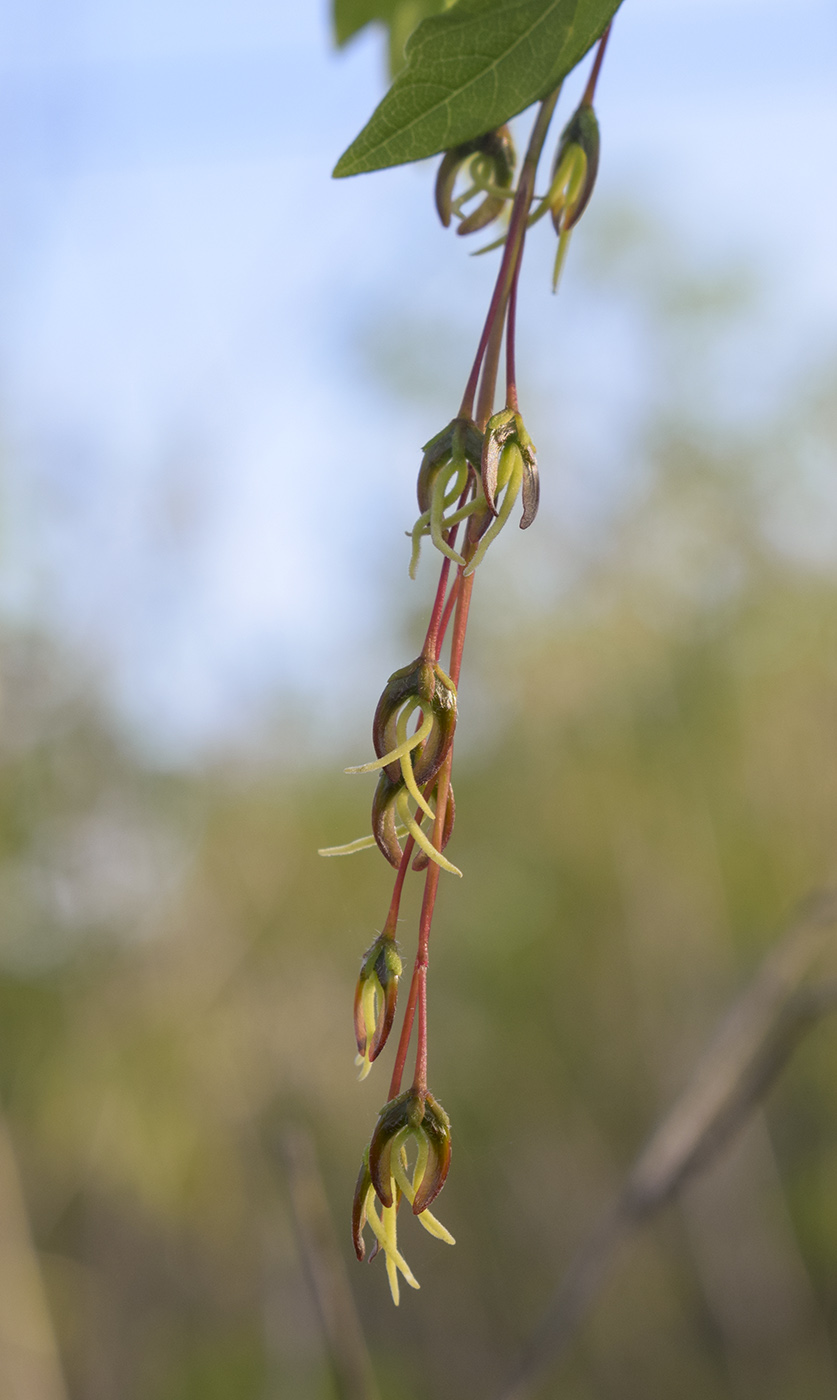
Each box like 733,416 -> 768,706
354,933 -> 403,1080
352,1089 -> 455,1306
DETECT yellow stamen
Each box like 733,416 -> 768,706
318,825 -> 409,857
344,706 -> 433,775
395,707 -> 434,821
365,1187 -> 420,1305
395,789 -> 462,877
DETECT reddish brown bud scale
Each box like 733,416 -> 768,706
412,1093 -> 452,1215
371,771 -> 406,867
519,445 -> 539,528
481,408 -> 517,517
352,1155 -> 373,1261
372,656 -> 457,788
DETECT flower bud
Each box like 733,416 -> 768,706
372,656 -> 457,787
354,932 -> 403,1078
435,127 -> 516,235
416,418 -> 484,514
480,408 -> 538,524
371,770 -> 461,877
549,102 -> 600,235
368,1088 -> 452,1214
410,417 -> 484,577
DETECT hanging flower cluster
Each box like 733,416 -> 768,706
320,27 -> 610,1303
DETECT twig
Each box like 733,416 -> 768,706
280,1126 -> 380,1400
498,889 -> 837,1400
0,1110 -> 70,1400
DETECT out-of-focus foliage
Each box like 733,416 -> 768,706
332,0 -> 447,76
3,224 -> 837,1399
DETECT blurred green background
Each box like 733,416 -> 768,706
4,207 -> 837,1397
2,2 -> 837,1397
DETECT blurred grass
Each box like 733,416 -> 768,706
2,227 -> 837,1397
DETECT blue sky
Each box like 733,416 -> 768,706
0,0 -> 834,757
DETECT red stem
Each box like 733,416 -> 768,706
459,88 -> 562,422
382,834 -> 416,937
388,960 -> 421,1099
410,571 -> 474,1093
582,22 -> 611,106
505,249 -> 522,413
383,90 -> 565,1105
438,572 -> 462,650
422,555 -> 453,661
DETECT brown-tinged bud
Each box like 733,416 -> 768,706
354,933 -> 403,1071
434,127 -> 516,234
411,1092 -> 452,1215
517,422 -> 540,530
352,1151 -> 373,1261
368,1088 -> 451,1213
481,408 -> 517,517
480,409 -> 539,528
372,657 -> 457,787
371,771 -> 406,868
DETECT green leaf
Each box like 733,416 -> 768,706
333,0 -> 624,178
333,0 -> 401,46
334,0 -> 447,77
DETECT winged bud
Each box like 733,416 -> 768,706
463,409 -> 539,575
410,417 -> 484,577
435,126 -> 516,235
354,933 -> 403,1080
